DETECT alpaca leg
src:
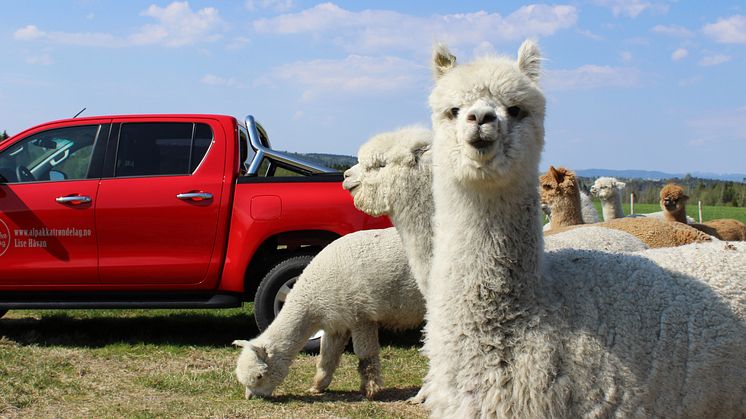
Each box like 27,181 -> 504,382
309,330 -> 349,394
351,322 -> 383,399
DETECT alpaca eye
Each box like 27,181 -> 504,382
447,107 -> 460,119
542,184 -> 552,190
506,106 -> 522,118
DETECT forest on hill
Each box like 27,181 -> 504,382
578,175 -> 746,207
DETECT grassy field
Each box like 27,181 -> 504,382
0,306 -> 428,418
601,202 -> 746,224
3,205 -> 744,418
544,202 -> 746,225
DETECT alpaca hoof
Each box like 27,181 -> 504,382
407,394 -> 425,405
307,386 -> 324,395
362,381 -> 382,399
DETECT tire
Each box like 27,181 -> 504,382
254,255 -> 323,353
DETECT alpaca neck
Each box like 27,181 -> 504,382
261,302 -> 318,357
663,206 -> 687,223
602,193 -> 624,220
549,192 -> 584,229
391,176 -> 434,290
431,175 -> 543,329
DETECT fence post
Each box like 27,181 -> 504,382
698,201 -> 703,223
630,193 -> 635,215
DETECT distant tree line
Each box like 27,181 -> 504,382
578,175 -> 746,208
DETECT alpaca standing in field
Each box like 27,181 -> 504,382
590,176 -> 626,220
344,127 -> 434,294
424,40 -> 746,418
344,127 -> 649,405
540,166 -> 589,230
660,183 -> 746,241
234,228 -> 424,399
543,169 -> 712,247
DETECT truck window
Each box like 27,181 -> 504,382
0,125 -> 99,183
115,122 -> 213,177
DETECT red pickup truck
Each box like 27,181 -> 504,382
0,114 -> 389,338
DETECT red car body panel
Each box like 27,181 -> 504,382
0,114 -> 391,297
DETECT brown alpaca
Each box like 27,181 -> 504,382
539,166 -> 583,230
546,217 -> 712,248
660,183 -> 746,241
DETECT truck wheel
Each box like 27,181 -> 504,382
254,255 -> 323,353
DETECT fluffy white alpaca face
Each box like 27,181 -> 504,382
590,177 -> 625,200
343,128 -> 431,216
233,340 -> 281,399
429,41 -> 545,186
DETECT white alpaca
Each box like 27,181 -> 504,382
344,127 -> 434,294
424,40 -> 746,418
590,176 -> 626,220
344,129 -> 648,406
234,228 -> 424,399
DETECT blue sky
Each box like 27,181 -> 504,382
1,1 -> 745,174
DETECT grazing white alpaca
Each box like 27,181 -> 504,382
424,40 -> 746,418
234,228 -> 424,399
590,176 -> 626,220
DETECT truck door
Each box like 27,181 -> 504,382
95,119 -> 225,285
0,122 -> 107,285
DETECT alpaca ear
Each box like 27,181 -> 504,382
432,43 -> 457,80
517,39 -> 541,82
250,344 -> 269,361
232,340 -> 250,348
413,144 -> 432,165
682,194 -> 690,202
549,166 -> 563,183
616,181 -> 626,190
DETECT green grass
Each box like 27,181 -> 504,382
0,307 -> 427,418
543,202 -> 746,225
593,202 -> 746,224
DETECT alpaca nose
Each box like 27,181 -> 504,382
466,108 -> 497,125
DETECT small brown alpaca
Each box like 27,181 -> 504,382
660,183 -> 746,241
539,166 -> 584,230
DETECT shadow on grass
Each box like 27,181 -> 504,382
268,386 -> 421,403
0,312 -> 259,348
0,313 -> 424,350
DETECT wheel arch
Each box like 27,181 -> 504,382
242,229 -> 340,300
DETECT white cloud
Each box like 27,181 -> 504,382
259,55 -> 427,100
25,52 -> 54,66
702,15 -> 746,44
544,65 -> 642,91
592,0 -> 669,18
671,48 -> 688,61
13,25 -> 45,41
687,107 -> 746,146
620,51 -> 633,62
245,0 -> 295,12
698,54 -> 731,66
252,3 -> 578,52
131,2 -> 224,47
201,74 -> 244,88
678,75 -> 702,87
651,24 -> 694,38
13,2 -> 225,48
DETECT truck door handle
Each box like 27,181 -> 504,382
176,192 -> 213,201
55,195 -> 92,205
